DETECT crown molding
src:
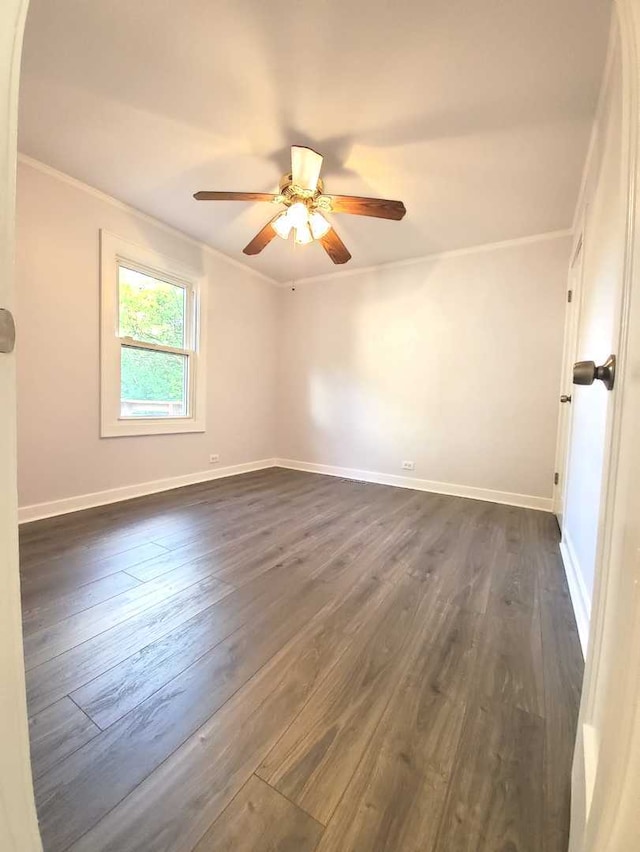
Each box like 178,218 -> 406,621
284,228 -> 574,286
17,153 -> 279,287
18,153 -> 573,289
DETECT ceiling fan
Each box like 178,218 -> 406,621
194,146 -> 406,265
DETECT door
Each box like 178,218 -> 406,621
567,2 -> 640,848
0,1 -> 42,849
557,24 -> 625,656
554,231 -> 584,529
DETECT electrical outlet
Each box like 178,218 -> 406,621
402,460 -> 415,471
209,454 -> 220,464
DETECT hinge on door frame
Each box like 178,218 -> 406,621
554,472 -> 560,486
0,308 -> 16,353
567,289 -> 573,303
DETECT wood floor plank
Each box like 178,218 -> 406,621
401,494 -> 472,582
488,550 -> 538,620
70,553 -> 341,728
121,530 -> 251,583
19,469 -> 583,852
145,476 -> 337,553
21,570 -> 141,636
20,540 -> 169,602
28,697 -> 100,780
474,594 -> 545,718
315,602 -> 473,852
435,699 -> 545,851
68,494 -> 408,731
538,550 -> 584,852
24,566 -> 231,669
19,469 -> 294,553
25,482 -> 352,648
311,491 -> 436,587
123,477 -> 380,583
210,492 -> 400,590
26,574 -> 233,715
429,499 -> 503,614
20,522 -> 168,573
363,494 -> 461,581
19,470 -> 310,572
66,566 -> 400,851
256,574 -> 428,824
37,569 -> 351,850
192,775 -> 323,852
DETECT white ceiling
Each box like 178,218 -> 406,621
19,0 -> 611,283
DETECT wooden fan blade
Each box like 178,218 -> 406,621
194,191 -> 278,202
319,228 -> 352,265
242,217 -> 278,256
326,195 -> 406,221
291,146 -> 323,192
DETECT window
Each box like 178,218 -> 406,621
100,231 -> 206,437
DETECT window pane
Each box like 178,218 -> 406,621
118,266 -> 186,348
120,346 -> 188,418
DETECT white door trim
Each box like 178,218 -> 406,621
0,1 -> 42,850
570,1 -> 640,849
552,219 -> 585,524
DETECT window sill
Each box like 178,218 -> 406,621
100,416 -> 206,438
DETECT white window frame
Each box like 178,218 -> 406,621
100,230 -> 207,437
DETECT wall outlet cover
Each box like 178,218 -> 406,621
402,461 -> 415,471
209,454 -> 220,464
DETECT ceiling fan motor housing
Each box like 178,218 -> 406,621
279,173 -> 325,207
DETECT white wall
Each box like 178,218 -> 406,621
15,160 -> 279,510
15,159 -> 572,515
562,30 -> 625,621
277,235 -> 571,506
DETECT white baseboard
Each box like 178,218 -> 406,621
19,454 -> 555,524
559,530 -> 591,657
18,458 -> 277,524
274,458 -> 553,512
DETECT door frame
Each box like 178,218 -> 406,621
569,0 -> 640,849
0,1 -> 42,850
552,219 -> 586,528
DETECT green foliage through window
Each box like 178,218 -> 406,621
120,347 -> 186,405
118,266 -> 188,405
119,266 -> 185,347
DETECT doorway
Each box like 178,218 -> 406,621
554,25 -> 625,658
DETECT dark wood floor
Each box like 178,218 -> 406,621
19,468 -> 584,852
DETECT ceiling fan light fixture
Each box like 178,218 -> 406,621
287,201 -> 309,230
272,211 -> 293,239
294,223 -> 313,245
309,211 -> 331,239
195,144 -> 406,264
